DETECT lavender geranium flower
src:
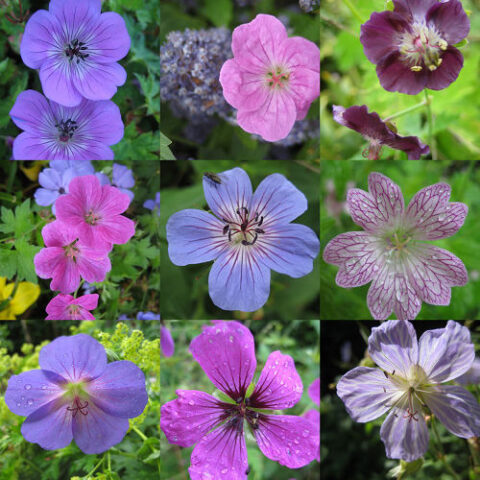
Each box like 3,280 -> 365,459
161,325 -> 174,357
323,172 -> 468,320
143,192 -> 160,216
161,321 -> 319,478
360,0 -> 470,95
4,334 -> 148,453
21,0 -> 130,107
10,90 -> 124,160
457,357 -> 480,386
337,321 -> 480,461
112,163 -> 135,201
333,105 -> 429,160
166,168 -> 319,312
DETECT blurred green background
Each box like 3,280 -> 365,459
160,319 -> 320,480
320,0 -> 480,160
161,161 -> 320,320
321,320 -> 480,479
320,161 -> 479,320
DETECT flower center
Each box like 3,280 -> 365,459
67,397 -> 89,417
84,209 -> 101,226
265,66 -> 290,89
56,119 -> 78,143
222,206 -> 265,247
387,231 -> 412,252
63,381 -> 89,417
64,38 -> 89,64
362,138 -> 383,160
63,238 -> 80,262
399,22 -> 447,72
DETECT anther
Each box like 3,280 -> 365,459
410,65 -> 423,72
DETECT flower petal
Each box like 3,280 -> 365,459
75,293 -> 99,311
418,321 -> 474,383
189,422 -> 249,480
208,247 -> 271,312
308,378 -> 320,406
426,47 -> 464,91
34,246 -> 65,281
10,90 -> 53,134
457,357 -> 480,386
249,351 -> 303,409
405,183 -> 467,240
426,0 -> 470,45
88,12 -> 130,62
189,321 -> 256,400
96,214 -> 135,246
337,367 -> 392,422
323,231 -> 384,288
34,188 -> 59,206
304,409 -> 320,461
12,132 -> 54,161
161,390 -> 227,448
161,326 -> 174,357
368,321 -> 418,377
74,62 -> 127,102
76,246 -> 111,283
254,414 -> 319,468
392,0 -> 438,22
166,210 -> 227,266
39,333 -> 106,382
83,100 -> 124,146
380,406 -> 429,461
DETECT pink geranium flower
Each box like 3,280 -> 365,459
220,14 -> 319,142
323,172 -> 468,320
46,294 -> 99,320
34,220 -> 111,294
55,175 -> 135,249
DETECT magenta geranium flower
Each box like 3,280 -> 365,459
337,321 -> 480,461
34,220 -> 111,294
55,175 -> 135,249
360,0 -> 470,95
323,172 -> 468,320
219,14 -> 319,142
9,90 -> 124,160
4,334 -> 148,453
304,378 -> 320,462
161,321 -> 319,478
21,0 -> 130,107
46,294 -> 99,320
333,105 -> 429,160
161,325 -> 174,357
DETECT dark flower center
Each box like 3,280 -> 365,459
58,187 -> 66,194
222,206 -> 265,246
66,398 -> 89,418
65,38 -> 89,64
56,119 -> 78,143
84,209 -> 102,226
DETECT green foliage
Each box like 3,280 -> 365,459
160,132 -> 176,160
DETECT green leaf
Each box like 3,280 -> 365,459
134,73 -> 160,116
15,239 -> 40,284
454,38 -> 469,49
0,248 -> 16,280
112,122 -> 159,160
0,199 -> 33,237
136,437 -> 160,465
200,0 -> 233,27
160,132 -> 176,160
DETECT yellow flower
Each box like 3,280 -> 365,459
0,277 -> 40,320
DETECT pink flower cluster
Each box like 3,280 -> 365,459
34,175 -> 135,320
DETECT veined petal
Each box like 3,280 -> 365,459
418,321 -> 474,383
425,385 -> 480,438
426,0 -> 470,46
202,167 -> 253,223
161,390 -> 228,448
337,367 -> 393,422
189,321 -> 256,400
380,406 -> 429,462
73,62 -> 127,101
208,247 -> 271,312
249,351 -> 303,409
189,421 -> 248,480
10,90 -> 53,134
405,183 -> 468,240
368,321 -> 418,377
166,209 -> 227,266
308,378 -> 320,406
304,409 -> 320,462
254,414 -> 319,468
88,12 -> 130,62
457,357 -> 480,386
323,231 -> 384,288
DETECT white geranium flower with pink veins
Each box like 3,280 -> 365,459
323,172 -> 468,320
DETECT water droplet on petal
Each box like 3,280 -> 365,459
438,214 -> 445,221
188,400 -> 195,406
229,336 -> 234,343
24,384 -> 31,390
21,396 -> 25,401
221,468 -> 228,474
16,402 -> 21,407
302,429 -> 310,437
27,399 -> 33,406
41,384 -> 47,390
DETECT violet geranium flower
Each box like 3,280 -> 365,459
161,321 -> 319,478
9,90 -> 124,160
34,220 -> 111,294
46,294 -> 99,320
161,325 -> 174,357
4,334 -> 147,453
323,172 -> 468,320
333,105 -> 429,160
55,175 -> 135,250
143,192 -> 160,216
220,14 -> 320,142
166,168 -> 319,312
360,0 -> 470,95
304,378 -> 320,462
337,320 -> 480,461
20,0 -> 130,107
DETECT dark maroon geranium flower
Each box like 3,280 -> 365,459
333,105 -> 430,160
160,321 -> 318,479
360,0 -> 470,95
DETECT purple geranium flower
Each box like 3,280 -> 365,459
457,357 -> 480,386
112,163 -> 135,201
143,192 -> 160,216
333,105 -> 429,160
10,90 -> 124,160
4,334 -> 148,453
304,378 -> 320,462
337,321 -> 480,461
20,0 -> 130,107
323,172 -> 468,320
166,168 -> 319,311
161,321 -> 319,478
360,0 -> 470,95
137,311 -> 160,320
161,325 -> 174,357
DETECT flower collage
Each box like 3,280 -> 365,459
1,0 -> 480,479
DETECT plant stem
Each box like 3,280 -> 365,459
383,100 -> 428,122
83,455 -> 104,479
133,426 -> 147,441
424,90 -> 437,160
343,0 -> 364,23
430,416 -> 461,480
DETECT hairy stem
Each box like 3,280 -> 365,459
383,100 -> 428,122
343,0 -> 364,23
424,90 -> 437,160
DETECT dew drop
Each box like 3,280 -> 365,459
229,336 -> 234,343
438,214 -> 445,221
21,396 -> 25,401
27,399 -> 34,406
188,400 -> 195,406
208,338 -> 213,344
24,384 -> 32,390
41,384 -> 47,390
221,468 -> 228,474
372,265 -> 379,272
286,448 -> 291,455
16,402 -> 21,407
302,429 -> 310,437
